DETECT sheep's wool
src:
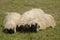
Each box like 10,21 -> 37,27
3,12 -> 21,32
18,8 -> 56,31
19,8 -> 45,25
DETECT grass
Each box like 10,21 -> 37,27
0,0 -> 60,40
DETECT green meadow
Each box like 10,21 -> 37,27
0,0 -> 60,40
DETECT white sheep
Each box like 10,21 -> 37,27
3,12 -> 21,33
18,8 -> 56,31
18,8 -> 45,25
34,14 -> 56,30
18,8 -> 46,31
43,14 -> 56,28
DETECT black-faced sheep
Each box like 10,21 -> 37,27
3,12 -> 21,33
18,8 -> 56,31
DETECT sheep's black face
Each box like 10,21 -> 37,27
16,24 -> 30,32
8,29 -> 14,34
16,25 -> 26,32
24,24 -> 30,32
29,23 -> 40,32
3,29 -> 14,34
29,23 -> 37,32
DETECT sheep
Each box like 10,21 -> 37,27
43,14 -> 56,28
3,12 -> 21,33
29,23 -> 40,32
18,8 -> 56,32
18,8 -> 46,31
34,13 -> 56,30
27,12 -> 56,30
18,8 -> 45,25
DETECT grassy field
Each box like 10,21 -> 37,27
0,0 -> 60,40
